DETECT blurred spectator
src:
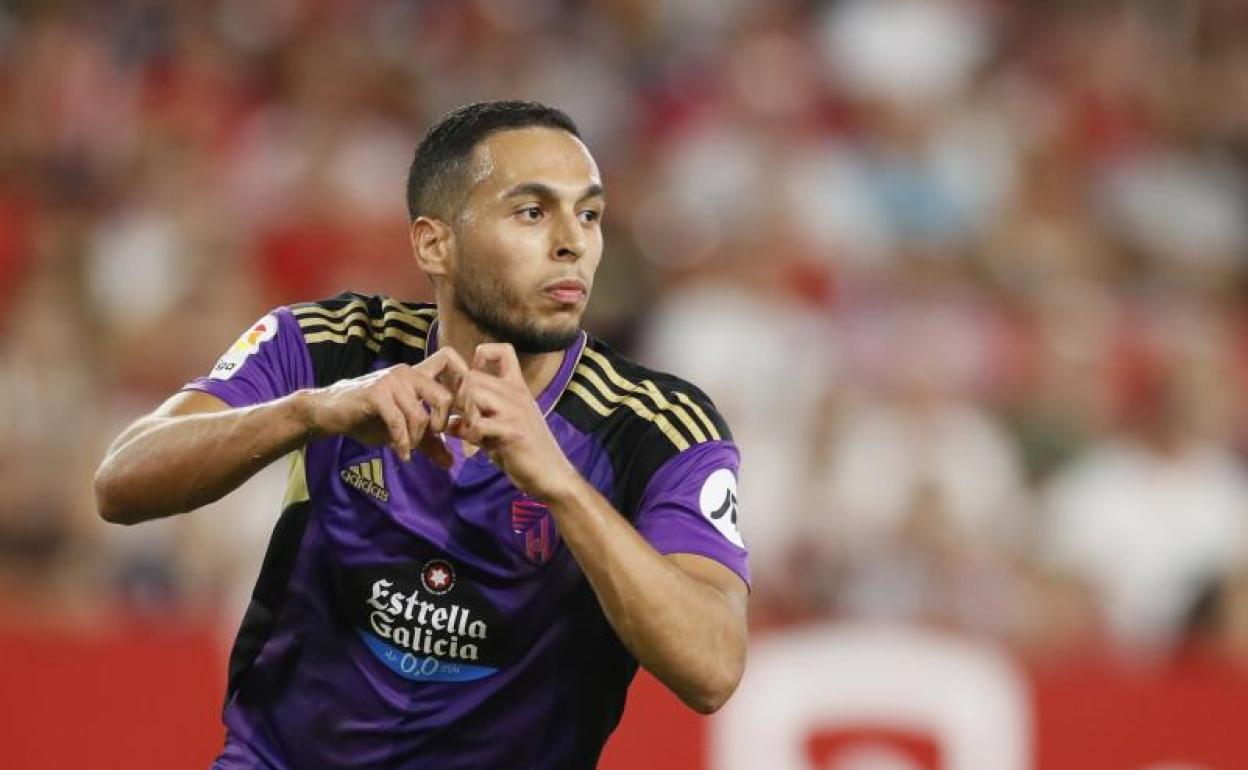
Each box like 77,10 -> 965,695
1039,302 -> 1248,654
0,0 -> 1245,672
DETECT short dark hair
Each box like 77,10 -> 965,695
405,100 -> 581,222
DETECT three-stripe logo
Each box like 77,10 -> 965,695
341,457 -> 390,502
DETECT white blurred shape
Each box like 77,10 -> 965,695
820,0 -> 989,105
927,107 -> 1018,234
87,206 -> 189,334
817,399 -> 1025,552
1101,151 -> 1248,266
328,116 -> 413,218
222,106 -> 313,223
712,624 -> 1030,770
663,125 -> 761,228
1042,441 -> 1248,651
786,143 -> 895,266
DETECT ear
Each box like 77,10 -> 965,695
410,217 -> 454,279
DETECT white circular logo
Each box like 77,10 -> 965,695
699,469 -> 744,548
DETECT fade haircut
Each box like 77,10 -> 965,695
405,100 -> 581,222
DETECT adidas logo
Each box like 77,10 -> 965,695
340,458 -> 389,502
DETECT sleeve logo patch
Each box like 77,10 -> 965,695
699,468 -> 744,548
210,313 -> 278,380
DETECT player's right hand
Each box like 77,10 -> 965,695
302,347 -> 469,467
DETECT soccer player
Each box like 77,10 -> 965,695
94,100 -> 749,769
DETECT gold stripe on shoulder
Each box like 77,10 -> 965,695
302,326 -> 382,353
296,312 -> 430,348
378,297 -> 436,324
295,300 -> 433,351
302,326 -> 429,352
294,306 -> 433,332
670,390 -> 721,441
575,364 -> 623,405
295,309 -> 371,333
636,380 -> 708,444
381,325 -> 429,349
567,380 -> 613,417
292,298 -> 436,321
568,376 -> 691,451
307,321 -> 429,349
581,347 -> 709,444
581,348 -> 633,391
292,298 -> 370,319
406,305 -> 439,318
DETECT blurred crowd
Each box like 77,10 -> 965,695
3,0 -> 1248,667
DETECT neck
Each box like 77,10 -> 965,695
434,301 -> 567,399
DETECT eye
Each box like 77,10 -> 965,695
515,205 -> 543,222
579,209 -> 601,224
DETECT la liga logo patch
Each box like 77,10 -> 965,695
211,313 -> 278,380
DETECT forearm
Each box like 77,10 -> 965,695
95,391 -> 315,524
545,476 -> 746,714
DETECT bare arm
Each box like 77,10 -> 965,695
93,390 -> 315,525
94,349 -> 469,525
547,479 -> 748,714
449,343 -> 748,713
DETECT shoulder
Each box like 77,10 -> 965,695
287,292 -> 438,386
558,336 -> 732,451
556,336 -> 735,515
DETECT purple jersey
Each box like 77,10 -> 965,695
184,293 -> 748,769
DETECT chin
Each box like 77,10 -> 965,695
509,320 -> 581,355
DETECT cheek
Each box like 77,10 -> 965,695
457,230 -> 536,301
473,220 -> 543,263
584,234 -> 605,275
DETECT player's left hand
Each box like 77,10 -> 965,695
446,343 -> 579,500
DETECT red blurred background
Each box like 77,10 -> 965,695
3,0 -> 1248,767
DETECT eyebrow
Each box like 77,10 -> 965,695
502,182 -> 605,203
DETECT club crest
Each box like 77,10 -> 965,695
510,495 -> 559,566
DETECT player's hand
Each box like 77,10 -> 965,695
303,347 -> 468,467
446,343 -> 579,498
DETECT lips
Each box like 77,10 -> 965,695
543,279 -> 587,304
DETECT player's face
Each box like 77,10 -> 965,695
448,127 -> 604,354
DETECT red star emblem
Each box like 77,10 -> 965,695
420,559 -> 455,594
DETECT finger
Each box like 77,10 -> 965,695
372,390 -> 412,461
422,347 -> 469,392
389,382 -> 430,461
451,371 -> 482,424
416,429 -> 453,470
473,342 -> 522,383
402,370 -> 454,433
447,413 -> 502,447
455,371 -> 508,420
420,381 -> 455,433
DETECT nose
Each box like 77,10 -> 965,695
552,209 -> 587,262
